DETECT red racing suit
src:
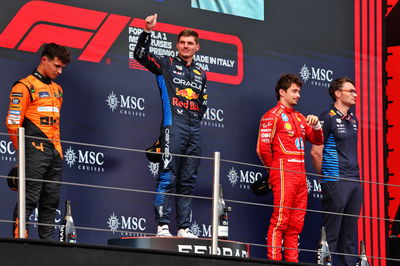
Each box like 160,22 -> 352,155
256,103 -> 323,262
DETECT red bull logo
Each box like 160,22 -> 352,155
172,97 -> 199,111
175,88 -> 199,100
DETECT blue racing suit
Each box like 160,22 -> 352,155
134,31 -> 207,228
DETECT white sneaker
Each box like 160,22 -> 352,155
177,228 -> 198,238
156,225 -> 172,237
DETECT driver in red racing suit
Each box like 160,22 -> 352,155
256,74 -> 323,262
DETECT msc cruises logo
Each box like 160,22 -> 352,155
107,212 -> 147,236
107,213 -> 121,233
299,64 -> 311,83
201,107 -> 224,128
106,91 -> 145,118
106,91 -> 119,112
0,138 -> 16,162
64,147 -> 78,167
298,63 -> 334,87
190,221 -> 202,237
189,220 -> 212,238
227,167 -> 239,186
64,146 -> 105,172
306,177 -> 323,199
148,162 -> 159,177
227,167 -> 263,190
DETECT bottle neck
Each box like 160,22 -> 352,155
360,240 -> 366,255
65,200 -> 72,216
321,226 -> 327,241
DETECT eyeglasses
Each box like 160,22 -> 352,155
339,89 -> 357,95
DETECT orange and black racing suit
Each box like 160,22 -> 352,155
5,70 -> 63,240
256,103 -> 323,262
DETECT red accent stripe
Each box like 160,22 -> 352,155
356,0 -> 386,263
78,14 -> 131,62
17,25 -> 92,52
376,1 -> 386,265
361,0 -> 373,260
0,1 -> 106,49
368,1 -> 379,264
354,0 -> 364,246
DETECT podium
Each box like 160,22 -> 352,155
108,237 -> 250,258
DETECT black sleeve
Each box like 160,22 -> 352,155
134,31 -> 163,75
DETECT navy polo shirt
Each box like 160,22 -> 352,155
319,106 -> 360,181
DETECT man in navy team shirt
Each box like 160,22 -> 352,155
311,77 -> 362,266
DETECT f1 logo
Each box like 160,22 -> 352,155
0,1 -> 244,85
0,1 -> 130,63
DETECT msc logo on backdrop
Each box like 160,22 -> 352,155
299,63 -> 334,88
227,167 -> 263,190
106,91 -> 146,118
201,107 -> 224,128
148,162 -> 159,177
107,212 -> 147,236
30,208 -> 61,229
64,146 -> 105,172
190,220 -> 212,238
0,138 -> 16,162
306,177 -> 323,198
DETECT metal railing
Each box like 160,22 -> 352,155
0,129 -> 398,264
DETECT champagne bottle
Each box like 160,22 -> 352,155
316,226 -> 332,265
217,187 -> 231,239
59,200 -> 77,243
356,240 -> 370,266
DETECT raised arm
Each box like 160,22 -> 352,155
133,13 -> 162,75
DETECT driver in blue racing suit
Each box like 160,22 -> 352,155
134,13 -> 207,238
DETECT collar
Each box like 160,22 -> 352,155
331,105 -> 352,121
278,102 -> 295,113
32,70 -> 52,85
176,55 -> 195,67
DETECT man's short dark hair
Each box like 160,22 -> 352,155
328,77 -> 355,102
275,74 -> 303,100
177,29 -> 199,44
41,43 -> 71,65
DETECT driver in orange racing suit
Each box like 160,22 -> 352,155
5,43 -> 71,240
257,74 -> 323,262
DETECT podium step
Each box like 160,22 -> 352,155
108,236 -> 249,258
